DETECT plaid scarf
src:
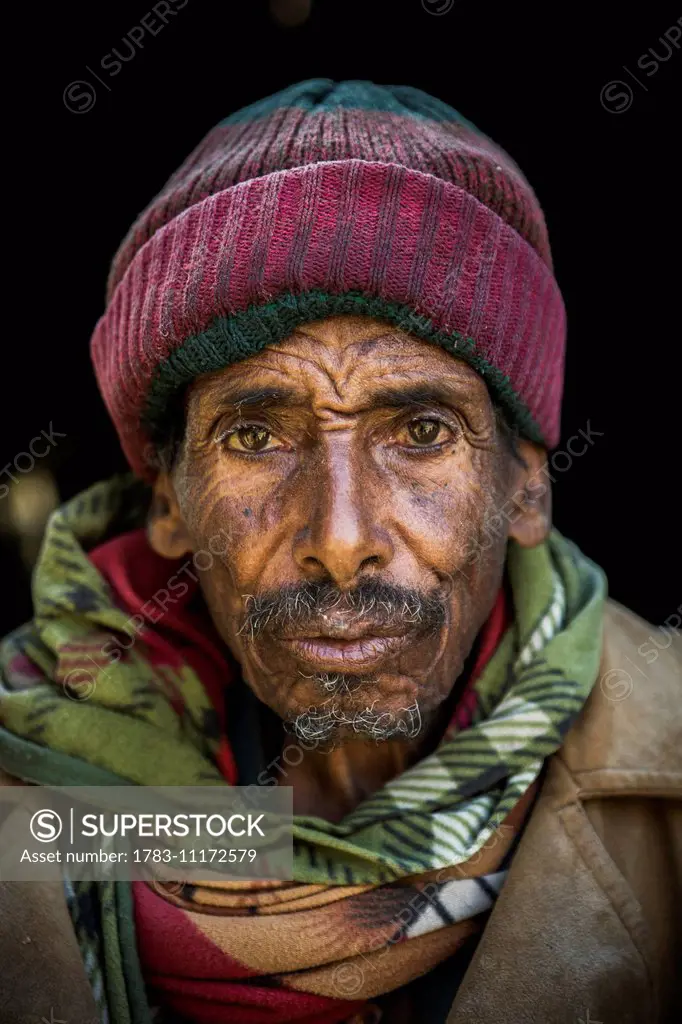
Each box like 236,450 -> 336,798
0,477 -> 606,1024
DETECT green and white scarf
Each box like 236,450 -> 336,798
0,476 -> 607,885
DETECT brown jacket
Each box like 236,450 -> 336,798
1,599 -> 680,1024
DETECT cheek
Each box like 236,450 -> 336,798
173,457 -> 294,642
174,460 -> 254,593
396,451 -> 508,572
396,453 -> 509,660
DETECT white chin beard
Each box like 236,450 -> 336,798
290,700 -> 423,745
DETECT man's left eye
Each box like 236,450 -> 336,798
401,418 -> 451,447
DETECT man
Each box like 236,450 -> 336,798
0,79 -> 679,1024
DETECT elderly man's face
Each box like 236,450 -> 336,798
150,316 -> 549,744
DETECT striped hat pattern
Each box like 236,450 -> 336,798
91,79 -> 566,477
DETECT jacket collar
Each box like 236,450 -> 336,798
447,599 -> 681,1023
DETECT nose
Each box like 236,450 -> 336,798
293,444 -> 394,587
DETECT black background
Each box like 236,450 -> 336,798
2,0 -> 681,632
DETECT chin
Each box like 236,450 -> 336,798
287,704 -> 425,746
275,670 -> 447,747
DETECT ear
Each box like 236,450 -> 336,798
147,472 -> 193,559
506,440 -> 552,549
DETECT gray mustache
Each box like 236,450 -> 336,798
239,579 -> 447,640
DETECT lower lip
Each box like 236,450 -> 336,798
281,635 -> 407,670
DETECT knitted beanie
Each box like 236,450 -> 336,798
91,79 -> 566,478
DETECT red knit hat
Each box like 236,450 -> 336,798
91,79 -> 566,478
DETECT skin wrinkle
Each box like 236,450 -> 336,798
148,315 -> 551,821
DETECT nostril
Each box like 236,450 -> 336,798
301,556 -> 325,572
360,555 -> 382,571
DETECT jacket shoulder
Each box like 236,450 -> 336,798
558,598 -> 682,791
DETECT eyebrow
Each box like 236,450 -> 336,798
227,387 -> 299,411
219,383 -> 466,414
366,384 -> 465,412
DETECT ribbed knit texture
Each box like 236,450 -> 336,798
91,79 -> 566,478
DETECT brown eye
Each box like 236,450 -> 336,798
237,427 -> 271,451
224,426 -> 278,452
406,419 -> 444,445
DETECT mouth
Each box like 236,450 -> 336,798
279,632 -> 410,671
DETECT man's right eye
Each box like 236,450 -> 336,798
219,425 -> 283,453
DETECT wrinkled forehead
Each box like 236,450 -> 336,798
187,315 -> 491,410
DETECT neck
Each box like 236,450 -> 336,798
278,710 -> 449,822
